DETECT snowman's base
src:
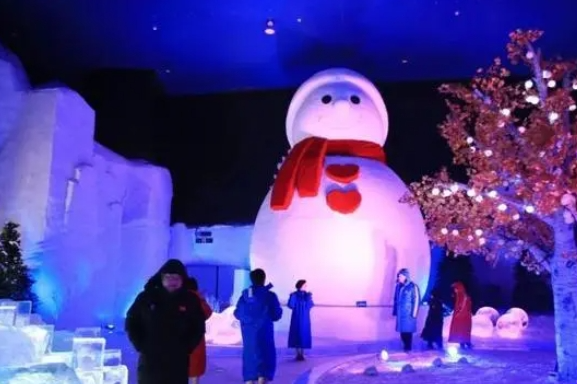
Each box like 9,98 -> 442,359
276,304 -> 429,341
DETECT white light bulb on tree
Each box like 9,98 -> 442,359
470,146 -> 476,152
561,193 -> 576,207
526,51 -> 534,59
487,190 -> 498,198
549,112 -> 560,123
466,189 -> 476,197
474,195 -> 483,202
570,105 -> 576,111
573,81 -> 577,90
442,190 -> 452,197
542,70 -> 552,79
478,237 -> 486,245
524,80 -> 533,89
518,126 -> 526,133
500,108 -> 511,116
547,80 -> 556,88
450,184 -> 459,192
475,229 -> 483,237
466,137 -> 474,144
525,95 -> 539,105
452,229 -> 459,236
525,205 -> 535,214
512,213 -> 520,220
441,228 -> 448,235
497,203 -> 507,211
431,187 -> 440,196
484,149 -> 493,157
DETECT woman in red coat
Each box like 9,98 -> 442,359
188,278 -> 213,384
448,281 -> 473,349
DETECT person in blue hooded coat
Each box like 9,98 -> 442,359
234,268 -> 283,384
287,279 -> 314,361
393,268 -> 421,352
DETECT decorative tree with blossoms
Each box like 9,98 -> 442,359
402,30 -> 577,382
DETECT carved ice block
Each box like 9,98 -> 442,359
14,300 -> 32,327
75,327 -> 102,338
0,302 -> 17,326
21,324 -> 55,358
72,337 -> 106,371
103,365 -> 128,384
76,369 -> 104,384
103,349 -> 122,366
42,351 -> 73,366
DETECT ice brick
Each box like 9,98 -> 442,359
0,325 -> 37,367
75,327 -> 102,338
0,303 -> 17,326
14,300 -> 32,327
103,349 -> 122,366
0,362 -> 82,384
72,337 -> 106,370
75,369 -> 103,384
21,324 -> 55,358
41,351 -> 73,366
103,365 -> 128,384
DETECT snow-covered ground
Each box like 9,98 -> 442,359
316,349 -> 555,384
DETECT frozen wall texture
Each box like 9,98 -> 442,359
0,48 -> 172,327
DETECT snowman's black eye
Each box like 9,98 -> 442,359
350,95 -> 361,104
321,95 -> 332,104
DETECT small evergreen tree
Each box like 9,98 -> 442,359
0,221 -> 37,307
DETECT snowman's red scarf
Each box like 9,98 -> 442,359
270,137 -> 386,210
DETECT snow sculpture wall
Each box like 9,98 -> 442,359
0,49 -> 172,327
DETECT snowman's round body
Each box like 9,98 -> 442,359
249,68 -> 430,340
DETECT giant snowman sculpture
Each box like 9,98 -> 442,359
250,68 -> 431,341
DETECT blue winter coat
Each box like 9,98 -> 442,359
287,291 -> 314,349
234,284 -> 283,382
393,281 -> 420,333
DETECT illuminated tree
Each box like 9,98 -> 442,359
402,30 -> 577,382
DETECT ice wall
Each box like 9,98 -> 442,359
0,49 -> 173,327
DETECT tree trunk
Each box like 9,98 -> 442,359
551,218 -> 577,382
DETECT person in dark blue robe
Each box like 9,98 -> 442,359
234,269 -> 283,384
393,268 -> 421,352
287,279 -> 314,361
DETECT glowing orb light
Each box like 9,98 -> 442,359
379,349 -> 389,361
505,307 -> 529,329
471,314 -> 495,338
475,306 -> 500,324
446,344 -> 459,359
496,313 -> 522,339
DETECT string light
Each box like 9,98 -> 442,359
525,95 -> 539,105
442,190 -> 452,197
518,126 -> 526,133
569,105 -> 576,112
524,80 -> 533,89
542,70 -> 552,79
478,238 -> 486,245
466,189 -> 476,197
549,112 -> 560,123
547,80 -> 556,88
441,228 -> 448,235
451,229 -> 459,236
475,229 -> 483,237
500,108 -> 511,116
487,190 -> 498,198
483,149 -> 493,157
450,184 -> 459,192
466,137 -> 474,144
474,195 -> 483,202
431,187 -> 440,196
497,203 -> 507,211
525,205 -> 535,213
512,213 -> 520,220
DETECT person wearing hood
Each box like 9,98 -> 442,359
287,279 -> 314,361
125,259 -> 206,384
393,268 -> 421,352
448,281 -> 473,348
234,268 -> 283,384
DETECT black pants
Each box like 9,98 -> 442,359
400,332 -> 413,351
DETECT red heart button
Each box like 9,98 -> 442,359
326,188 -> 362,214
326,164 -> 360,183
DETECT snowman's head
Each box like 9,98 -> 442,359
285,68 -> 389,147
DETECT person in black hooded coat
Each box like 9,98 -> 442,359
125,259 -> 206,384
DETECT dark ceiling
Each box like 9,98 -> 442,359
1,0 -> 577,94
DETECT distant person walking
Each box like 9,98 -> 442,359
125,259 -> 206,384
187,277 -> 213,384
393,268 -> 421,352
234,269 -> 283,384
287,279 -> 314,361
448,281 -> 473,349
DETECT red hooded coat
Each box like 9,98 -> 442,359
448,282 -> 472,344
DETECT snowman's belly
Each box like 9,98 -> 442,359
250,157 -> 430,306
